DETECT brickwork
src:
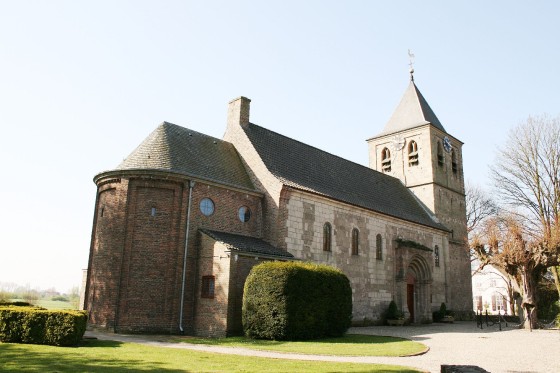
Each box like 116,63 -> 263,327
194,235 -> 231,337
86,179 -> 129,329
223,98 -> 285,247
195,232 -> 272,337
87,171 -> 263,335
115,179 -> 184,333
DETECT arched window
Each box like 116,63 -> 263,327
434,245 -> 440,267
323,222 -> 332,252
408,140 -> 418,166
381,147 -> 391,172
451,149 -> 458,175
376,234 -> 382,260
351,228 -> 359,255
437,142 -> 444,167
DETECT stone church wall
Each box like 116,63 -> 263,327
280,188 -> 448,323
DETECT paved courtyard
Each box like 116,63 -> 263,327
87,321 -> 560,373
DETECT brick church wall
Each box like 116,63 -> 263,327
87,172 -> 263,335
194,235 -> 231,337
86,179 -> 129,329
114,178 -> 185,333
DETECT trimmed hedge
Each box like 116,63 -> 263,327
0,306 -> 87,346
242,261 -> 352,340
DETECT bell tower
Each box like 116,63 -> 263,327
366,72 -> 472,314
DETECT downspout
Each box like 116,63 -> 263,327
179,180 -> 195,333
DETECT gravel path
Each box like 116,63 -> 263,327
85,322 -> 560,373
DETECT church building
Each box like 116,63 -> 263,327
84,76 -> 473,337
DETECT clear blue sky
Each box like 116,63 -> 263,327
1,1 -> 559,292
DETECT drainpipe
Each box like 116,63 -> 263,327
179,180 -> 195,333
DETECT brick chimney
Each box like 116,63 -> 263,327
227,96 -> 251,128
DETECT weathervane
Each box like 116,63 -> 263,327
408,49 -> 415,81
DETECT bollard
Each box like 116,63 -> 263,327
498,310 -> 502,331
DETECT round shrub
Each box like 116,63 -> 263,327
242,261 -> 352,340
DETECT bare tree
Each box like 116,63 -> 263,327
490,115 -> 560,300
475,116 -> 560,326
465,183 -> 521,309
472,215 -> 558,329
466,183 -> 497,235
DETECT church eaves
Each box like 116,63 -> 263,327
376,81 -> 446,137
200,229 -> 294,259
105,122 -> 255,191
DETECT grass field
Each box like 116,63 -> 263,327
0,339 -> 421,372
7,298 -> 76,310
36,300 -> 76,310
178,334 -> 427,357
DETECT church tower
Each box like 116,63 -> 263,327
367,73 -> 472,314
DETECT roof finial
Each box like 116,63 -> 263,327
408,49 -> 415,82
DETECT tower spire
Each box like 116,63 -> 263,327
408,49 -> 415,82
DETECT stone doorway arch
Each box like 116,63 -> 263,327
404,255 -> 432,323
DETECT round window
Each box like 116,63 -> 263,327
238,206 -> 251,222
200,198 -> 215,216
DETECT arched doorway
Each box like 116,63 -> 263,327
405,255 -> 432,323
406,273 -> 415,321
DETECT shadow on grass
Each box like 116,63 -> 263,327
182,334 -> 408,346
0,340 -> 188,372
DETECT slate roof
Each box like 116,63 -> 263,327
200,229 -> 294,258
114,122 -> 255,191
376,81 -> 446,137
242,123 -> 448,232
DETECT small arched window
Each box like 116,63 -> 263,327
376,234 -> 382,260
437,142 -> 444,167
351,228 -> 359,255
408,140 -> 418,166
381,147 -> 391,172
323,222 -> 332,252
451,149 -> 458,175
434,245 -> 440,267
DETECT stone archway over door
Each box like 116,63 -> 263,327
406,255 -> 432,323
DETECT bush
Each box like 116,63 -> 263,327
52,296 -> 69,302
242,261 -> 352,340
433,302 -> 451,322
0,306 -> 87,346
385,301 -> 404,320
0,301 -> 33,307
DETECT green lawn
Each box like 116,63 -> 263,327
177,334 -> 427,357
0,340 -> 421,373
36,300 -> 75,310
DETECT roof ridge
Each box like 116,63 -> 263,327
160,121 -> 230,145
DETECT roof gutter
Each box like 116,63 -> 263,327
179,180 -> 195,333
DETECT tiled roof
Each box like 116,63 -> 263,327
242,123 -> 447,231
200,229 -> 294,258
376,81 -> 446,137
114,122 -> 255,191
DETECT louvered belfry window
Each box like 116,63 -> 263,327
408,140 -> 418,166
381,147 -> 391,172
